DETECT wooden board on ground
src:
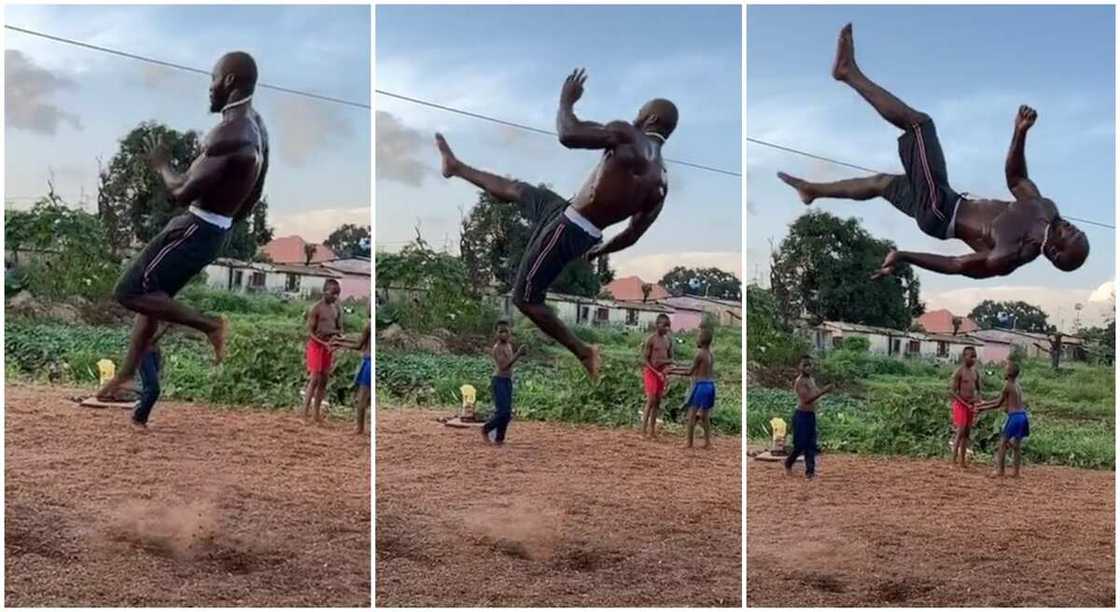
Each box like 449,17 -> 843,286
75,397 -> 133,409
444,416 -> 485,428
753,450 -> 801,462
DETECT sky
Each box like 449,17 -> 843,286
375,4 -> 742,283
5,4 -> 370,242
747,5 -> 1115,332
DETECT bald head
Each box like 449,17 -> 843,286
635,98 -> 679,140
1046,218 -> 1090,272
209,51 -> 258,112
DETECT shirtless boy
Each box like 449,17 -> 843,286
977,361 -> 1030,478
785,355 -> 835,479
483,320 -> 529,445
641,314 -> 674,439
950,346 -> 982,467
304,279 -> 342,423
671,327 -> 716,449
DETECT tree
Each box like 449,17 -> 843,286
460,187 -> 606,298
769,211 -> 923,329
97,122 -> 202,254
659,266 -> 741,300
968,300 -> 1051,333
325,224 -> 371,258
951,316 -> 963,336
303,243 -> 317,265
641,283 -> 653,303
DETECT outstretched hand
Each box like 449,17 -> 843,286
143,132 -> 170,170
870,250 -> 899,280
561,68 -> 587,107
1015,105 -> 1037,132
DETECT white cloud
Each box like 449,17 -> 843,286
1089,280 -> 1115,304
375,111 -> 433,187
925,284 -> 1115,332
272,96 -> 350,166
4,50 -> 82,135
271,206 -> 369,242
613,251 -> 742,283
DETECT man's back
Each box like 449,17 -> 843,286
571,125 -> 667,228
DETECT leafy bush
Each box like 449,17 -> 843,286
746,284 -> 808,368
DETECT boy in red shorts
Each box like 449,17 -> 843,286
641,313 -> 673,438
949,346 -> 981,467
304,279 -> 342,423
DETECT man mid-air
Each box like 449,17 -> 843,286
436,68 -> 678,379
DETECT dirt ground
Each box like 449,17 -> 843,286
5,384 -> 370,607
747,451 -> 1115,607
375,409 -> 742,607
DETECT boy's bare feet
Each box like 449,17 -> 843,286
480,427 -> 492,445
703,442 -> 712,449
130,419 -> 148,433
988,470 -> 1003,478
832,23 -> 857,82
435,133 -> 461,178
777,172 -> 816,205
208,317 -> 229,365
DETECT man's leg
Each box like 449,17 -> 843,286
97,315 -> 157,399
436,134 -> 524,202
784,446 -> 802,476
702,412 -> 712,449
685,408 -> 697,448
355,386 -> 369,434
960,426 -> 971,467
1011,439 -> 1022,477
303,374 -> 320,417
649,396 -> 661,438
804,446 -> 817,478
777,172 -> 899,205
313,375 -> 329,422
514,301 -> 599,378
991,436 -> 1008,477
119,292 -> 227,364
832,24 -> 930,130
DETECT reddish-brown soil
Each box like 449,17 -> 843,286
5,384 -> 370,607
747,451 -> 1115,607
375,409 -> 742,607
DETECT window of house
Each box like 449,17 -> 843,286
286,273 -> 300,292
832,336 -> 842,349
250,271 -> 266,289
595,307 -> 609,324
937,341 -> 949,357
908,340 -> 921,355
578,305 -> 590,323
626,309 -> 639,325
232,270 -> 244,288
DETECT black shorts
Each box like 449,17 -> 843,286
511,183 -> 601,305
882,119 -> 962,240
114,212 -> 229,300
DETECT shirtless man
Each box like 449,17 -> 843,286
436,68 -> 677,379
97,51 -> 269,400
785,355 -> 834,479
641,314 -> 674,439
777,24 -> 1089,280
950,346 -> 982,468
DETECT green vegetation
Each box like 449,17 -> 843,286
6,286 -> 369,414
378,321 -> 743,436
747,349 -> 1115,470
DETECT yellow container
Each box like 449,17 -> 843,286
97,359 -> 115,386
459,384 -> 477,419
769,417 -> 787,443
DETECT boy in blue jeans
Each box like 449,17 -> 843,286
785,355 -> 834,479
482,320 -> 527,446
132,324 -> 171,432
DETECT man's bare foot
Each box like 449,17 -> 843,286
208,317 -> 229,365
580,345 -> 602,381
703,442 -> 712,449
130,419 -> 148,433
435,133 -> 460,178
832,23 -> 857,82
480,427 -> 492,445
95,375 -> 133,402
777,172 -> 816,205
870,250 -> 898,280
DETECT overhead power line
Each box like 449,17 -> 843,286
377,89 -> 741,178
747,136 -> 1114,230
5,25 -> 370,110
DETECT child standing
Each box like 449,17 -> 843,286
641,313 -> 674,439
304,279 -> 343,423
977,361 -> 1030,478
334,314 -> 371,435
784,355 -> 834,479
482,320 -> 528,446
672,327 -> 716,449
131,324 -> 171,432
950,346 -> 981,467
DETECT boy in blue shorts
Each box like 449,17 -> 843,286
977,361 -> 1030,478
334,316 -> 371,435
672,327 -> 716,449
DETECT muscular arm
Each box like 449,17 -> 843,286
895,249 -> 1020,279
1006,106 -> 1041,200
591,201 -> 664,259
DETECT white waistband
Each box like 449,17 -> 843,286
563,206 -> 603,239
189,205 -> 233,229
